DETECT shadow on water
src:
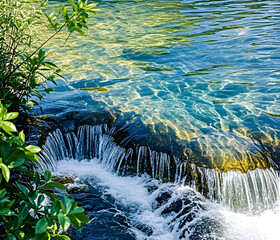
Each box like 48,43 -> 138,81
40,0 -> 280,174
34,106 -> 278,173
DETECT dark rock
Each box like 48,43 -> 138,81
67,186 -> 89,194
161,199 -> 183,215
155,191 -> 172,208
132,223 -> 153,236
186,216 -> 225,240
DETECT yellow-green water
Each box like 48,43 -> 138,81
39,0 -> 280,171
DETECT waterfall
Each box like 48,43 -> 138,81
38,124 -> 280,215
176,163 -> 280,214
38,124 -> 176,181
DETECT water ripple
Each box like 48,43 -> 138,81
41,0 -> 280,169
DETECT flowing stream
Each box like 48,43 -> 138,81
39,0 -> 280,171
36,0 -> 280,239
38,125 -> 280,239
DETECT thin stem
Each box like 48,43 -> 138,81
3,15 -> 74,81
62,32 -> 72,47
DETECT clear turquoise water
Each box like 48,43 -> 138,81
40,0 -> 280,170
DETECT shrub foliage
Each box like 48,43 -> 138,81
0,102 -> 89,239
0,0 -> 97,110
0,0 -> 96,238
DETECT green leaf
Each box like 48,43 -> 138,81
75,27 -> 85,35
35,171 -> 40,187
44,170 -> 52,182
40,0 -> 47,7
50,200 -> 61,215
39,181 -> 67,190
74,212 -> 90,223
28,193 -> 37,208
0,189 -> 7,199
0,142 -> 10,158
87,3 -> 97,8
19,130 -> 25,142
14,230 -> 25,239
38,49 -> 45,62
17,165 -> 29,172
0,163 -> 10,182
25,150 -> 38,161
40,191 -> 59,203
8,157 -> 25,168
68,0 -> 77,11
0,208 -> 17,216
16,182 -> 28,196
1,121 -> 17,133
26,145 -> 41,153
0,103 -> 7,119
35,217 -> 48,234
63,195 -> 74,214
35,232 -> 51,240
6,199 -> 15,209
58,213 -> 71,231
62,5 -> 69,21
60,200 -> 66,214
7,233 -> 16,240
4,112 -> 19,120
5,149 -> 25,166
18,205 -> 29,220
68,214 -> 82,231
67,21 -> 76,32
69,207 -> 84,214
80,12 -> 89,19
77,0 -> 83,9
37,194 -> 45,206
0,198 -> 10,206
32,90 -> 44,100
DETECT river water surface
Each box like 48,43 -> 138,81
37,0 -> 280,239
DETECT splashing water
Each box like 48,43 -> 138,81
38,125 -> 176,181
189,166 -> 280,214
35,0 -> 280,238
54,159 -> 280,240
38,125 -> 280,239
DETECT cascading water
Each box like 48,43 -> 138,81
38,125 -> 176,181
38,125 -> 280,239
34,0 -> 280,238
189,165 -> 280,214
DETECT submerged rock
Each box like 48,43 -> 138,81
52,176 -> 75,184
187,130 -> 274,173
21,107 -> 278,176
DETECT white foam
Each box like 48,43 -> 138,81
56,159 -> 151,208
55,159 -> 280,240
56,159 -> 175,239
220,205 -> 280,240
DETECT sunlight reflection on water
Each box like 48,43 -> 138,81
39,0 -> 280,170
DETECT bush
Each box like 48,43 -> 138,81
0,0 -> 97,111
0,0 -> 97,238
0,101 -> 89,239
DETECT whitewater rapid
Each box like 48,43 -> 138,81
53,159 -> 280,240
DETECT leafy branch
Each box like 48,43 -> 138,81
0,0 -> 97,111
0,102 -> 90,239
